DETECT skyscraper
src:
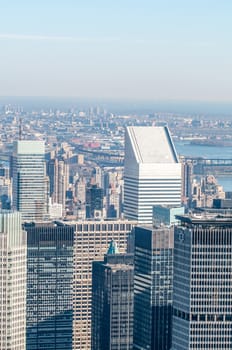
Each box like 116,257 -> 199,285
25,221 -> 74,350
124,126 -> 181,224
0,211 -> 27,350
12,140 -> 47,222
172,213 -> 232,349
91,244 -> 134,350
133,225 -> 173,350
71,219 -> 136,350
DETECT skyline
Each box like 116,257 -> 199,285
1,1 -> 232,101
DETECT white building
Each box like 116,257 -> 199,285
12,140 -> 47,222
0,211 -> 27,349
124,126 -> 182,224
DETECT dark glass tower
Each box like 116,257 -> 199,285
25,222 -> 74,350
86,184 -> 103,218
133,226 -> 173,350
91,246 -> 134,350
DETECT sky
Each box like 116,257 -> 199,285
0,0 -> 232,101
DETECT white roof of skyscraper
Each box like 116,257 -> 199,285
126,126 -> 178,164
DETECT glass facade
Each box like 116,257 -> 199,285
91,254 -> 134,350
134,226 -> 173,350
12,141 -> 47,222
172,214 -> 232,349
25,222 -> 74,350
72,220 -> 136,350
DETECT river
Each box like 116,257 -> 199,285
174,141 -> 232,191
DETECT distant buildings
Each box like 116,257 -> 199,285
172,213 -> 232,349
0,211 -> 27,350
124,126 -> 182,224
133,225 -> 173,350
91,245 -> 134,350
12,140 -> 47,222
25,222 -> 74,350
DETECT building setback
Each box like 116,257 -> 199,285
172,213 -> 232,349
91,249 -> 134,350
25,222 -> 74,350
0,211 -> 27,350
124,126 -> 182,224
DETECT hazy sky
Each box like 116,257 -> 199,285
0,1 -> 232,101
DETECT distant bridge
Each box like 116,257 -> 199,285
183,157 -> 232,176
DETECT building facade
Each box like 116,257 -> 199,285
0,211 -> 27,350
172,213 -> 232,349
72,220 -> 136,350
12,140 -> 47,222
133,226 -> 173,350
91,250 -> 134,350
25,222 -> 74,350
124,126 -> 182,224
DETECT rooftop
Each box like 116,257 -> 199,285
126,126 -> 178,164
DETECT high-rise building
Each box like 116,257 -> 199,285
172,213 -> 232,349
86,184 -> 104,219
71,219 -> 136,350
133,225 -> 173,350
0,211 -> 27,350
91,244 -> 134,350
153,205 -> 184,227
124,126 -> 181,224
12,140 -> 47,222
47,158 -> 69,213
25,222 -> 74,350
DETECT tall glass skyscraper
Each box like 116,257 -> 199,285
25,222 -> 74,350
172,213 -> 232,349
12,140 -> 47,222
91,249 -> 134,350
133,226 -> 173,350
0,211 -> 27,350
124,126 -> 182,224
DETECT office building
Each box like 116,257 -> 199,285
153,205 -> 184,227
172,213 -> 232,349
72,219 -> 136,350
47,158 -> 69,213
133,225 -> 173,350
86,184 -> 104,219
12,140 -> 47,222
25,222 -> 74,350
91,245 -> 134,350
0,211 -> 27,350
124,126 -> 181,224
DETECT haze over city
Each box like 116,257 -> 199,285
1,0 -> 232,103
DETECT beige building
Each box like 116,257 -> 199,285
70,219 -> 136,350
